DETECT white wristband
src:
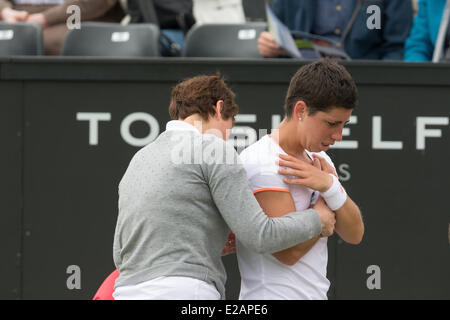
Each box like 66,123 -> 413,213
321,174 -> 347,211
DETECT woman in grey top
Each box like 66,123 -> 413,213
112,74 -> 335,300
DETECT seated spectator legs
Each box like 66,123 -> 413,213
0,1 -> 125,55
10,4 -> 64,55
123,0 -> 194,56
160,28 -> 184,56
44,23 -> 68,55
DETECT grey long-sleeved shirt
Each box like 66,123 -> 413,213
113,121 -> 321,298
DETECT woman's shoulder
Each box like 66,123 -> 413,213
200,134 -> 241,166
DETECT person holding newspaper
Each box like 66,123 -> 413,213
259,0 -> 413,60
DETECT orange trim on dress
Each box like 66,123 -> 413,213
253,188 -> 291,194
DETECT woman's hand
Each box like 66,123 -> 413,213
221,232 -> 236,256
277,153 -> 333,192
258,31 -> 287,57
312,197 -> 336,237
312,154 -> 338,178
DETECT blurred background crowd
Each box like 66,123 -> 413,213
0,0 -> 448,62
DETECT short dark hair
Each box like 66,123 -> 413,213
169,74 -> 239,121
284,59 -> 358,117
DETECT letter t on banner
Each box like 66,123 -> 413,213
76,112 -> 112,146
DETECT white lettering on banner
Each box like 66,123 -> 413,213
338,163 -> 351,182
416,117 -> 449,150
76,113 -> 450,150
120,112 -> 160,147
372,116 -> 403,149
76,112 -> 160,147
76,112 -> 111,145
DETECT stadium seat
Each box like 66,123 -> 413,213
61,22 -> 160,57
0,22 -> 43,56
92,269 -> 119,300
183,22 -> 266,58
242,0 -> 270,22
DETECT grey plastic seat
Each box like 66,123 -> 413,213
0,22 -> 43,56
242,0 -> 270,22
61,22 -> 160,57
183,23 -> 267,58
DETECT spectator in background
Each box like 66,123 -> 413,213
192,0 -> 245,25
0,0 -> 124,55
123,0 -> 195,56
121,0 -> 252,56
413,0 -> 419,15
404,0 -> 447,62
258,0 -> 413,60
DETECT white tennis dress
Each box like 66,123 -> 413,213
237,134 -> 336,300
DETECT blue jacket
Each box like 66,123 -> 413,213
404,0 -> 446,61
272,0 -> 413,60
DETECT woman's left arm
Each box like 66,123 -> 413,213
332,196 -> 364,245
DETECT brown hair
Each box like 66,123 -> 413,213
169,74 -> 239,121
284,58 -> 358,117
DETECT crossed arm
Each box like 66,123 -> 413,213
261,153 -> 364,266
254,190 -> 322,266
222,152 -> 364,263
278,153 -> 364,246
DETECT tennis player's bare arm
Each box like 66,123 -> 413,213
278,153 -> 364,245
310,154 -> 364,244
254,191 -> 335,266
332,197 -> 363,244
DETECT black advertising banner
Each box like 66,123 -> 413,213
1,58 -> 449,300
0,82 -> 22,300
